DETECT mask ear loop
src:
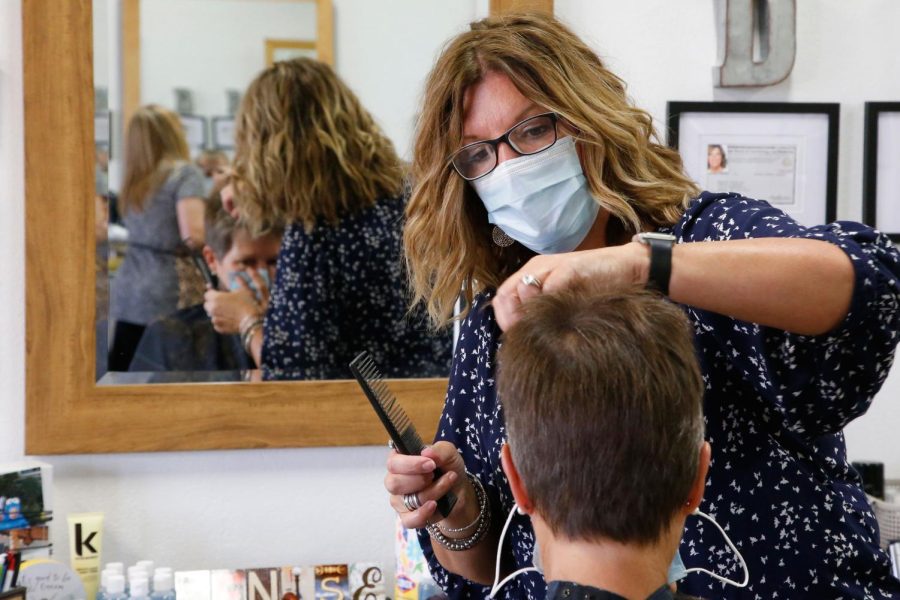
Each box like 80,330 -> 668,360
683,508 -> 749,588
489,504 -> 540,598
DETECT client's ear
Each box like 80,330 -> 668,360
500,443 -> 533,515
683,441 -> 712,515
202,246 -> 218,274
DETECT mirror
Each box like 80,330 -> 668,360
23,0 -> 500,453
94,0 -> 455,383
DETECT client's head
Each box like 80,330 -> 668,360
203,183 -> 283,292
497,285 -> 709,578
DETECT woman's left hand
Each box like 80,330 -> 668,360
204,282 -> 261,335
493,241 -> 649,331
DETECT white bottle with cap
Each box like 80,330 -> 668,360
150,570 -> 176,600
106,563 -> 125,576
98,567 -> 119,600
129,577 -> 151,600
107,574 -> 129,600
127,566 -> 151,595
136,561 -> 155,591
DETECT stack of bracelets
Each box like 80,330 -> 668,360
425,472 -> 491,551
239,313 -> 265,357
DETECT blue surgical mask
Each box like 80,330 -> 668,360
472,136 -> 599,255
228,270 -> 271,301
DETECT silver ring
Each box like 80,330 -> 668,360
403,493 -> 421,512
388,440 -> 395,450
521,274 -> 543,289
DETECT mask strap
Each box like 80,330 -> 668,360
489,504 -> 539,598
683,508 -> 749,588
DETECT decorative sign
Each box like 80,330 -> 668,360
713,0 -> 796,87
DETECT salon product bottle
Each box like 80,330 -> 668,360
107,574 -> 129,600
150,570 -> 175,600
98,567 -> 118,600
106,563 -> 125,575
129,577 -> 151,600
137,561 -> 155,591
127,566 -> 150,593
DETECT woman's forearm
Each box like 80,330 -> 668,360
666,238 -> 854,336
431,524 -> 501,586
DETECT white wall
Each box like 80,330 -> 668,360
140,0 -> 317,116
554,0 -> 900,477
133,0 -> 481,158
2,0 -> 900,583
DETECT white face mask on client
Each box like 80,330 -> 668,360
471,136 -> 600,255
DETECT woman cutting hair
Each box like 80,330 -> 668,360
220,58 -> 451,379
385,13 -> 900,600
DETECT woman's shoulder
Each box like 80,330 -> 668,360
672,191 -> 796,241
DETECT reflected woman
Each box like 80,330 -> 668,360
109,105 -> 205,371
226,58 -> 451,379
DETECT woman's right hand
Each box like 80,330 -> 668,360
385,441 -> 477,530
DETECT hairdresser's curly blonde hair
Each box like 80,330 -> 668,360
233,58 -> 404,234
405,13 -> 699,326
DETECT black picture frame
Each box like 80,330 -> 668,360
667,101 -> 840,224
863,102 -> 900,241
178,114 -> 208,150
211,116 -> 236,150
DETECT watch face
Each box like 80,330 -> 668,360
640,232 -> 677,242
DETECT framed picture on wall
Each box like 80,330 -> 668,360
863,102 -> 900,241
212,117 -> 236,150
94,111 -> 111,154
265,38 -> 318,67
178,114 -> 208,150
667,101 -> 840,226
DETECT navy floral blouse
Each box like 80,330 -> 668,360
262,196 -> 452,380
418,193 -> 900,600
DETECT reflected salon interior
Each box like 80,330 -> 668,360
5,1 -> 900,600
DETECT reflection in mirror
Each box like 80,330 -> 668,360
95,0 -> 464,384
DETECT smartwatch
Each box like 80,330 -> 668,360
636,232 -> 677,296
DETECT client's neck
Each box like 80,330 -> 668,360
534,518 -> 679,600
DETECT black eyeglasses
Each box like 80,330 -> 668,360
449,112 -> 560,181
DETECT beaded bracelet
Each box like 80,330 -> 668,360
425,472 -> 491,552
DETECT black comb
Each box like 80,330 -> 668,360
350,351 -> 457,518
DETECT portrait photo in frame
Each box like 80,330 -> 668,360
863,102 -> 900,241
667,101 -> 839,226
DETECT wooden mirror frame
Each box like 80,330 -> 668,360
22,0 -> 445,454
23,0 -> 552,454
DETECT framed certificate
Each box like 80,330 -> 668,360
94,111 -> 111,152
667,101 -> 839,226
211,116 -> 236,150
179,114 -> 208,150
863,102 -> 900,241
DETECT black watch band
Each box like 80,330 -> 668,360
637,233 -> 676,296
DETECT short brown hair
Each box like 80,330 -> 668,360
204,182 -> 283,259
405,13 -> 699,326
497,286 -> 704,544
232,58 -> 405,234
